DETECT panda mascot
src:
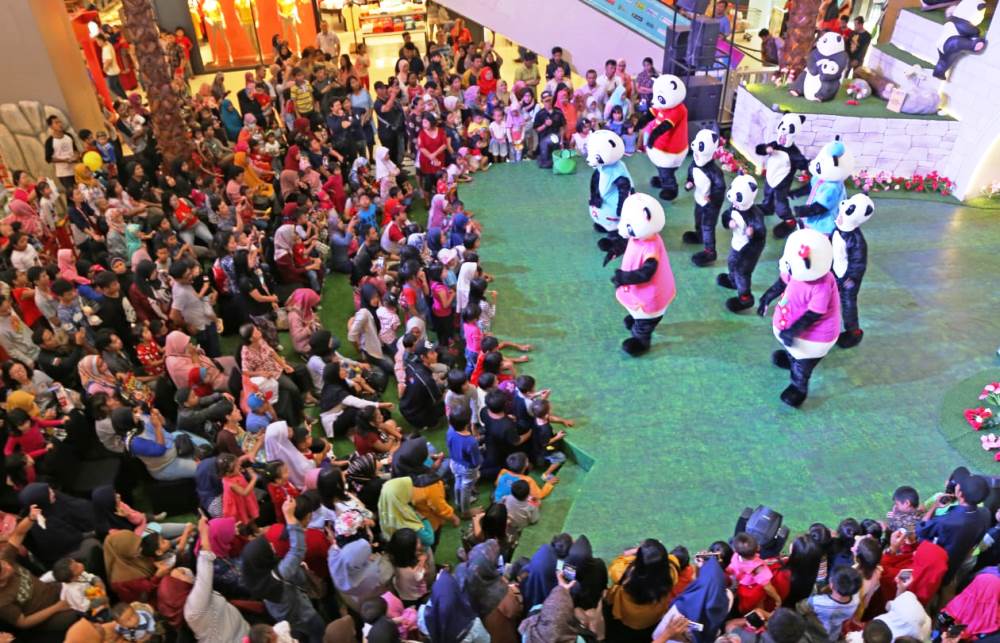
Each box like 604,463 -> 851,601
833,193 -> 874,349
644,75 -> 689,201
609,192 -> 677,356
756,113 -> 809,240
684,129 -> 727,267
933,0 -> 987,80
789,32 -> 849,102
757,228 -> 841,407
586,129 -> 634,240
789,137 -> 853,235
717,174 -> 766,312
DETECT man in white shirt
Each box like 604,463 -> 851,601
575,69 -> 607,113
96,34 -> 125,99
43,116 -> 78,192
595,58 -> 622,101
316,21 -> 340,59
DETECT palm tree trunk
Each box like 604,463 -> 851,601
120,0 -> 193,164
784,0 -> 823,73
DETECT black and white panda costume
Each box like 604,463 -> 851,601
789,31 -> 849,102
683,129 -> 727,267
716,175 -> 766,312
756,114 -> 809,240
832,194 -> 874,349
932,0 -> 988,80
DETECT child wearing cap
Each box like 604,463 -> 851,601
245,393 -> 274,434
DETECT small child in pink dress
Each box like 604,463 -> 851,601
727,532 -> 782,612
219,453 -> 259,529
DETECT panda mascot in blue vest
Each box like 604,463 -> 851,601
758,227 -> 841,407
933,0 -> 988,80
683,129 -> 727,267
587,130 -> 634,247
717,174 -> 767,312
790,137 -> 853,236
833,193 -> 874,349
757,114 -> 809,240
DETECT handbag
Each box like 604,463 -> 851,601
173,432 -> 196,459
275,307 -> 290,331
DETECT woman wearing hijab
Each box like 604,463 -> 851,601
456,539 -> 522,642
422,569 -> 491,642
378,477 -> 434,547
18,482 -> 100,571
158,518 -> 251,642
328,538 -> 391,611
4,196 -> 43,238
77,355 -> 119,397
653,555 -> 730,643
198,517 -> 250,599
164,330 -> 231,392
233,139 -> 274,198
264,421 -> 316,490
272,223 -> 309,286
318,361 -> 386,438
518,570 -> 580,643
195,457 -> 223,517
392,437 -> 457,537
427,194 -> 448,231
243,496 -> 326,643
219,97 -> 243,141
287,288 -> 322,355
280,145 -> 308,200
91,485 -> 146,539
347,452 -> 384,513
102,530 -> 164,601
128,259 -> 168,322
349,283 -> 393,374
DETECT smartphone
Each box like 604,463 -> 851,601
688,622 -> 704,632
948,623 -> 967,638
939,494 -> 955,504
35,512 -> 47,530
562,564 -> 576,582
898,569 -> 913,583
745,612 -> 766,629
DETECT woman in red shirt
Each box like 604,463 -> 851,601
450,18 -> 472,52
417,115 -> 449,207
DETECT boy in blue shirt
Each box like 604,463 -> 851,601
446,405 -> 482,517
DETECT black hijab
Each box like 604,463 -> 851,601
319,362 -> 351,412
134,260 -> 161,299
391,437 -> 443,487
358,283 -> 381,333
18,483 -> 94,563
92,485 -> 135,539
241,536 -> 285,603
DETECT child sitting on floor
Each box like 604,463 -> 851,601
42,557 -> 106,612
728,532 -> 782,612
494,452 -> 557,503
502,478 -> 540,541
266,461 -> 300,524
530,399 -> 568,482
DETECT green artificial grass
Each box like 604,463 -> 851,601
454,156 -> 999,558
964,196 -> 1000,210
746,83 -> 955,121
872,42 -> 934,69
903,7 -> 950,25
939,370 -> 1000,469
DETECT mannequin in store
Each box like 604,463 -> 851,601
234,0 -> 260,56
202,0 -> 233,64
188,0 -> 204,40
276,0 -> 303,54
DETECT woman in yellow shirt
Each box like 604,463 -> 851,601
605,539 -> 682,640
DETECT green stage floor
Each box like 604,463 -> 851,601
455,156 -> 1000,558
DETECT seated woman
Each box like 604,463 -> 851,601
318,361 -> 389,438
111,406 -> 208,481
286,288 -> 322,356
349,284 -> 395,375
378,477 -> 435,548
272,224 -> 312,288
391,437 -> 457,536
164,330 -> 232,392
18,482 -> 102,573
232,140 -> 274,200
2,359 -> 68,413
263,420 -> 316,490
329,538 -> 391,613
201,517 -> 252,599
351,406 -> 402,456
103,530 -> 169,603
605,538 -> 681,642
239,324 -> 314,425
938,569 -> 1000,640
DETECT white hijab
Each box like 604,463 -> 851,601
374,146 -> 396,182
264,420 -> 315,489
455,261 -> 478,314
273,224 -> 297,261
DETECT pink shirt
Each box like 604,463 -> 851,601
463,321 -> 483,352
615,234 -> 676,314
772,272 -> 841,343
431,282 -> 451,317
727,554 -> 773,587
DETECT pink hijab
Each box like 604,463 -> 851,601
164,330 -> 224,390
5,199 -> 42,237
57,249 -> 89,285
942,570 -> 1000,637
286,288 -> 320,321
427,194 -> 447,230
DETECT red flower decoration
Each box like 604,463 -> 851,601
965,407 -> 994,430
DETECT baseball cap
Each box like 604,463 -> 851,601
540,90 -> 553,100
955,470 -> 989,505
412,340 -> 439,357
247,392 -> 266,411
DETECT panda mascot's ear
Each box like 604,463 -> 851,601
748,179 -> 758,192
798,244 -> 812,271
711,132 -> 719,143
798,115 -> 806,124
644,207 -> 652,221
608,138 -> 617,148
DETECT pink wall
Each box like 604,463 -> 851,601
436,0 -> 665,75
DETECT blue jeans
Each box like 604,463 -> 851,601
465,349 -> 479,378
450,461 -> 479,515
150,432 -> 211,481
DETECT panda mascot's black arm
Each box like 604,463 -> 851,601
650,120 -> 675,141
789,145 -> 808,173
842,229 -> 868,282
589,169 -> 602,208
612,258 -> 659,287
721,207 -> 733,230
779,311 -> 823,346
614,177 -> 632,219
708,164 -> 726,207
794,202 -> 828,218
757,277 -> 787,316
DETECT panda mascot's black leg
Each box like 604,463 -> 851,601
781,356 -> 821,407
773,218 -> 797,239
691,203 -> 720,266
836,277 -> 864,348
771,349 -> 792,369
934,36 -> 985,79
716,272 -> 736,289
657,168 -> 679,201
682,205 -> 703,245
622,316 -> 662,356
725,257 -> 756,313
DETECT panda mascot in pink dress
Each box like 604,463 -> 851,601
757,227 -> 841,407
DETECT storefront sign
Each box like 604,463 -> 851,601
579,0 -> 691,43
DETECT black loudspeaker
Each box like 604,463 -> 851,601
735,505 -> 790,559
663,26 -> 692,75
685,75 -> 724,122
688,119 -> 719,141
687,17 -> 723,70
677,0 -> 711,14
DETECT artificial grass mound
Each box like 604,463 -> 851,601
872,41 -> 934,68
746,82 -> 955,120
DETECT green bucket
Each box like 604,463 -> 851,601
552,149 -> 577,175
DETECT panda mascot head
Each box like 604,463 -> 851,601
948,0 -> 987,25
776,113 -> 806,147
815,30 -> 847,60
781,228 -> 834,282
586,130 -> 626,169
618,192 -> 665,241
836,193 -> 875,232
690,129 -> 720,167
651,74 -> 687,112
810,137 -> 854,183
726,174 -> 759,212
